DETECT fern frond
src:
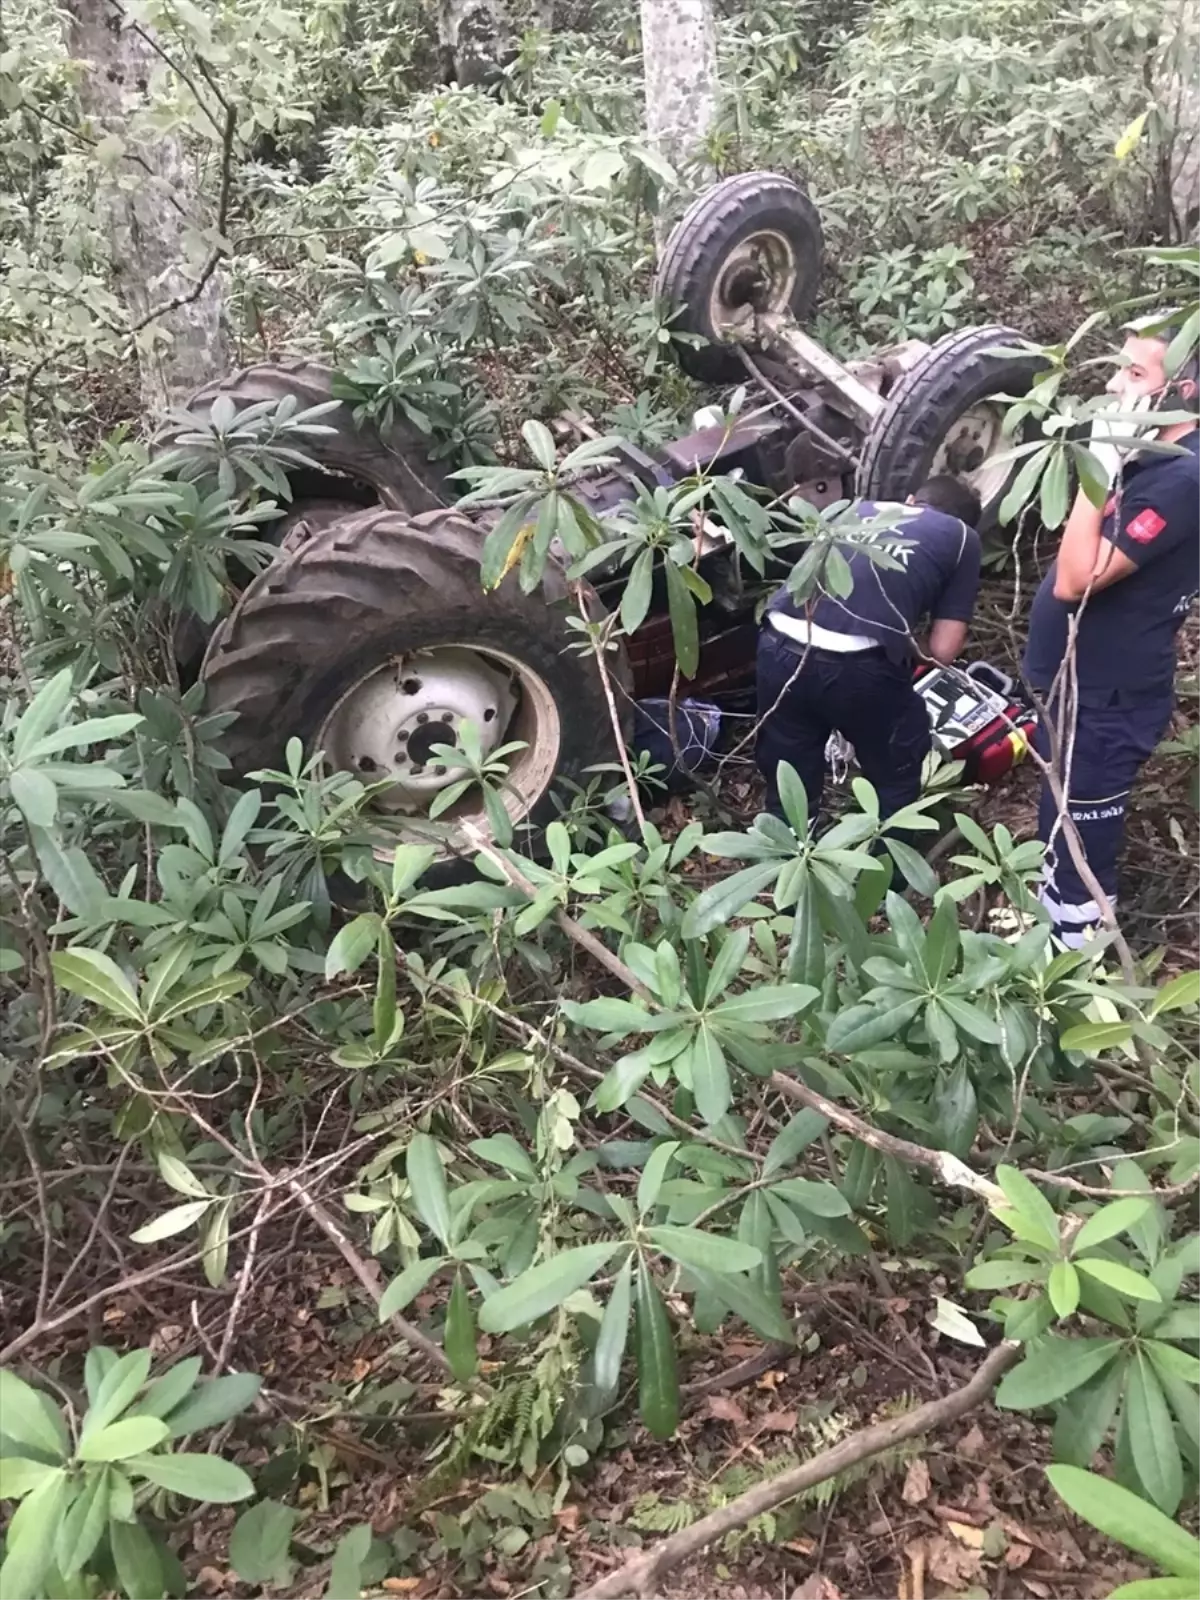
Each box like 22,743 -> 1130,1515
629,1492 -> 698,1534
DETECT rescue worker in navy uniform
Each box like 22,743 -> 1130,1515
756,476 -> 983,824
1022,318 -> 1200,948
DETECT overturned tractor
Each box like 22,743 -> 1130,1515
171,172 -> 1045,866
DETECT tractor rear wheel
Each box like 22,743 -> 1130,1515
200,507 -> 629,871
171,359 -> 451,513
169,362 -> 453,679
855,325 -> 1050,533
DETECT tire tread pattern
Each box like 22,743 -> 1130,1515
856,324 -> 1050,529
168,360 -> 452,513
655,172 -> 824,384
201,510 -> 630,851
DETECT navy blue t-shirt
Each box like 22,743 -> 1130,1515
1023,432 -> 1200,703
769,502 -> 982,664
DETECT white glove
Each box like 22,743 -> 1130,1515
692,405 -> 726,431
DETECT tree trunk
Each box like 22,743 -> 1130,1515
639,0 -> 718,173
64,0 -> 229,417
1163,0 -> 1199,237
437,0 -> 513,86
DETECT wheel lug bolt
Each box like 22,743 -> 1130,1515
416,712 -> 429,724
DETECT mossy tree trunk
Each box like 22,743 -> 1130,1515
64,0 -> 229,416
638,0 -> 718,172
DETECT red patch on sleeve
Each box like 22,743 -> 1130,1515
1126,507 -> 1167,544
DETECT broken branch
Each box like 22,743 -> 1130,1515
577,1340 -> 1020,1598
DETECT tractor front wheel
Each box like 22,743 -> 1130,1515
656,172 -> 825,385
856,325 -> 1050,532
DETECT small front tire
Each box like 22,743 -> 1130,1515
856,325 -> 1050,532
656,172 -> 824,385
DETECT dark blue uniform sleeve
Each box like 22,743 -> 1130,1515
932,525 -> 982,622
1109,465 -> 1195,568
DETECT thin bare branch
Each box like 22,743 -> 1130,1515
577,1341 -> 1021,1597
574,587 -> 647,833
215,1191 -> 271,1375
283,1174 -> 456,1380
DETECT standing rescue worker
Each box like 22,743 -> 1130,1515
756,476 -> 983,823
1022,317 -> 1200,948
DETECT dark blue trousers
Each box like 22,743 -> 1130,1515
755,629 -> 931,825
1034,691 -> 1172,947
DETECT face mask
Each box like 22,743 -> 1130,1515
1106,359 -> 1199,415
1089,391 -> 1155,483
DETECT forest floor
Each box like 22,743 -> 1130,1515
83,1226 -> 1165,1600
33,578 -> 1195,1600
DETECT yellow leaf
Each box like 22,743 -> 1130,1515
492,522 -> 534,589
1114,110 -> 1149,162
947,1520 -> 986,1549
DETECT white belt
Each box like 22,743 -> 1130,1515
769,613 -> 878,653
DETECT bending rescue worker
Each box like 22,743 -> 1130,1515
755,476 -> 983,825
1022,316 -> 1200,948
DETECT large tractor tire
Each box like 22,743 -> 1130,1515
171,359 -> 452,513
169,361 -> 453,679
656,172 -> 824,385
856,325 -> 1050,533
200,507 -> 630,870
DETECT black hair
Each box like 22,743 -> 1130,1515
913,474 -> 983,529
1155,324 -> 1200,388
1132,312 -> 1196,412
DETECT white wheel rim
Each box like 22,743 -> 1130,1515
932,402 -> 1011,505
707,229 -> 798,342
317,644 -> 561,856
